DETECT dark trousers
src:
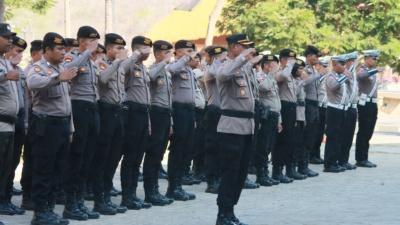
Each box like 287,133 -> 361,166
303,101 -> 320,163
355,102 -> 378,162
9,110 -> 25,193
121,101 -> 149,196
192,107 -> 206,174
255,111 -> 279,169
143,106 -> 171,192
0,132 -> 14,203
21,112 -> 34,198
92,102 -> 124,199
324,107 -> 347,167
294,121 -> 305,165
168,102 -> 195,187
217,133 -> 252,208
249,101 -> 261,168
64,100 -> 99,199
311,107 -> 326,159
339,107 -> 357,164
275,101 -> 297,168
203,105 -> 221,180
30,115 -> 70,211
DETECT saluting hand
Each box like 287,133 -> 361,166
163,52 -> 174,63
59,67 -> 78,81
241,48 -> 256,61
5,70 -> 20,81
87,40 -> 98,53
116,49 -> 128,60
249,55 -> 263,65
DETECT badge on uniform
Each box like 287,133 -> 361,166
47,69 -> 53,75
157,79 -> 164,85
34,66 -> 42,73
240,88 -> 246,96
180,73 -> 188,80
79,67 -> 87,73
134,70 -> 142,77
99,62 -> 107,71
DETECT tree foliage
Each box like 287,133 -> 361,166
3,0 -> 55,21
217,0 -> 400,71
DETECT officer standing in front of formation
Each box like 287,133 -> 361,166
300,45 -> 320,178
119,36 -> 152,210
254,54 -> 281,186
324,54 -> 350,173
310,57 -> 329,164
6,35 -> 28,200
142,40 -> 174,206
338,51 -> 359,170
62,25 -> 101,221
20,40 -> 43,211
91,33 -> 128,215
203,46 -> 227,194
165,40 -> 197,201
27,32 -> 76,225
0,23 -> 20,217
215,33 -> 256,225
273,49 -> 296,183
355,50 -> 381,168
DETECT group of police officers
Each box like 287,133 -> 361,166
0,23 -> 381,225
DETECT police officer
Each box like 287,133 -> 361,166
90,33 -> 128,215
355,50 -> 381,168
310,57 -> 329,164
142,40 -> 174,206
119,35 -> 152,210
0,23 -> 20,216
254,54 -> 281,186
273,49 -> 296,183
300,45 -> 320,177
324,54 -> 349,173
203,46 -> 227,193
21,40 -> 43,211
215,33 -> 256,225
165,40 -> 197,201
62,25 -> 101,220
339,52 -> 359,170
27,32 -> 75,225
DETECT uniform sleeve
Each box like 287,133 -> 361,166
275,63 -> 294,82
0,66 -> 7,82
217,55 -> 247,82
98,59 -> 122,84
149,62 -> 167,81
167,55 -> 191,74
120,52 -> 140,74
26,67 -> 60,91
326,74 -> 346,91
258,77 -> 273,92
357,66 -> 378,79
303,68 -> 321,85
63,50 -> 91,69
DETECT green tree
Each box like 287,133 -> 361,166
0,0 -> 55,22
217,0 -> 400,71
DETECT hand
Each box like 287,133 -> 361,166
216,52 -> 228,62
300,71 -> 309,80
87,40 -> 98,53
287,58 -> 296,65
270,62 -> 279,73
59,67 -> 78,81
249,55 -> 263,65
116,49 -> 128,60
5,70 -> 20,81
277,123 -> 283,133
139,47 -> 151,55
188,51 -> 198,59
163,52 -> 174,63
240,48 -> 256,61
10,53 -> 23,65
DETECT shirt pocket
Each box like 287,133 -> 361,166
47,84 -> 62,98
179,72 -> 191,88
234,76 -> 249,99
129,70 -> 144,87
0,81 -> 10,95
77,66 -> 91,84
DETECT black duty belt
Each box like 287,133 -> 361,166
98,101 -> 123,113
71,100 -> 98,111
222,110 -> 254,119
123,101 -> 149,113
151,105 -> 171,114
32,114 -> 70,125
269,111 -> 280,117
172,102 -> 195,110
305,99 -> 319,107
0,114 -> 17,124
297,101 -> 305,107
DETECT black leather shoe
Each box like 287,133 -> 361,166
272,166 -> 292,184
179,186 -> 196,200
323,165 -> 343,173
77,199 -> 99,219
31,211 -> 61,225
145,192 -> 174,206
270,177 -> 280,185
339,162 -> 357,170
12,186 -> 23,196
8,202 -> 25,215
243,178 -> 260,189
47,209 -> 69,225
121,195 -> 152,210
104,195 -> 127,213
166,187 -> 190,201
93,201 -> 117,215
63,205 -> 88,221
256,175 -> 274,186
337,165 -> 347,172
230,213 -> 248,225
0,202 -> 16,215
356,160 -> 377,168
21,196 -> 35,211
309,157 -> 324,164
0,221 -> 4,225
298,167 -> 319,177
286,167 -> 307,180
216,213 -> 237,225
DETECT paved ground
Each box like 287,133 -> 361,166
3,132 -> 400,225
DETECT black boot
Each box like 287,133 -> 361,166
216,213 -> 237,225
63,194 -> 88,221
121,192 -> 152,210
356,160 -> 377,168
104,194 -> 127,214
77,197 -> 99,219
309,156 -> 324,164
205,177 -> 219,194
21,195 -> 35,211
93,194 -> 117,215
256,167 -> 274,187
339,162 -> 357,170
298,161 -> 319,177
166,184 -> 190,201
145,187 -> 174,206
286,165 -> 307,180
31,211 -> 61,225
47,203 -> 69,225
272,166 -> 292,184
